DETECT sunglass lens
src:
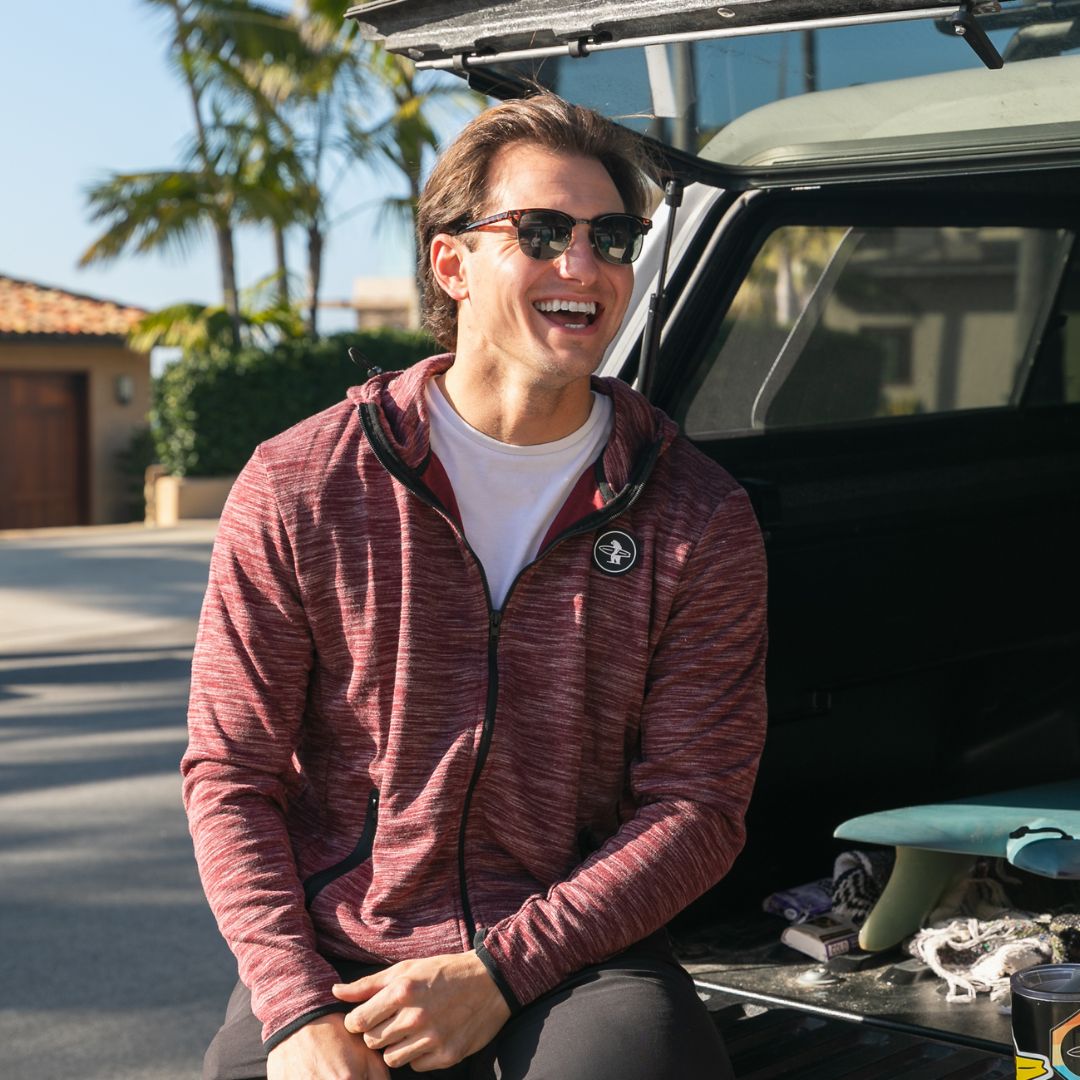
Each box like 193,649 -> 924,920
518,211 -> 572,260
592,216 -> 644,265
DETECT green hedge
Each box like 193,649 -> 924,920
153,329 -> 437,477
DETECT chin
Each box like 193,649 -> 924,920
531,346 -> 606,384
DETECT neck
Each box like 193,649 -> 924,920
438,359 -> 593,446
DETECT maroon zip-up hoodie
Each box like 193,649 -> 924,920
182,355 -> 767,1047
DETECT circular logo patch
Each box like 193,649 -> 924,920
593,530 -> 639,575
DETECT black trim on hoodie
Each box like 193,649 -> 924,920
262,1004 -> 351,1052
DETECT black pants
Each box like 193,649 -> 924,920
203,936 -> 733,1080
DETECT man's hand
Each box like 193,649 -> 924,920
267,1012 -> 390,1080
333,951 -> 511,1072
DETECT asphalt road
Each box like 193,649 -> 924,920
0,521 -> 235,1080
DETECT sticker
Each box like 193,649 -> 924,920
592,530 -> 639,575
1013,1049 -> 1052,1080
1052,1007 -> 1080,1079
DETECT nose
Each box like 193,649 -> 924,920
554,223 -> 601,283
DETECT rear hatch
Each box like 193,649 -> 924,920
349,0 -> 1080,184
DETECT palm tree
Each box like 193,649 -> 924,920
220,7 -> 480,335
80,115 -> 296,349
154,0 -> 365,337
347,48 -> 486,273
259,4 -> 363,335
81,0 -> 483,345
147,0 -> 294,345
204,115 -> 315,309
81,0 -> 308,348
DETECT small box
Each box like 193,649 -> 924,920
781,915 -> 859,962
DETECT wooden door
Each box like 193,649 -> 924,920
0,371 -> 89,529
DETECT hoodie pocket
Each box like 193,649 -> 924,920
303,787 -> 379,908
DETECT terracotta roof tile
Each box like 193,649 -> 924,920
0,275 -> 146,338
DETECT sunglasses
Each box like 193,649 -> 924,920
452,208 -> 653,265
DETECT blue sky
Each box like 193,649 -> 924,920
0,3 -> 1038,334
0,1 -> 421,333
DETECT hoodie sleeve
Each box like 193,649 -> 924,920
181,447 -> 348,1047
477,485 -> 768,1008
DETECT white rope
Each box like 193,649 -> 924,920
908,914 -> 1052,1003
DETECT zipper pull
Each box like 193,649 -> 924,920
489,610 -> 502,643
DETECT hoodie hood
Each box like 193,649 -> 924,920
346,354 -> 679,498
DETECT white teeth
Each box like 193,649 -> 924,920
534,299 -> 597,315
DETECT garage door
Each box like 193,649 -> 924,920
0,371 -> 89,530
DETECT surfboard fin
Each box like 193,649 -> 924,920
858,848 -> 975,952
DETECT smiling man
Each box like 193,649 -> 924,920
183,94 -> 767,1080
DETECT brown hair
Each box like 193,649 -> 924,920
416,92 -> 656,350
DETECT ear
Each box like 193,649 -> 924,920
430,234 -> 468,301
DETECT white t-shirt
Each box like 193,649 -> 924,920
426,381 -> 613,609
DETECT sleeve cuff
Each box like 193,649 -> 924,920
474,933 -> 523,1015
262,1003 -> 351,1052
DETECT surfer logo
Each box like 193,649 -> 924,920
593,530 -> 639,575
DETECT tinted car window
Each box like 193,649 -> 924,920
674,224 -> 1078,438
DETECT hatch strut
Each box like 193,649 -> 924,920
950,2 -> 1004,68
638,178 -> 683,402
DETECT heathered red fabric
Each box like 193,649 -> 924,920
182,355 -> 767,1045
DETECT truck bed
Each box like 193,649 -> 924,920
677,917 -> 1013,1077
706,1001 -> 1012,1079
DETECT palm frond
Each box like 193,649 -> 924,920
127,292 -> 306,352
127,302 -> 227,351
80,170 -> 216,265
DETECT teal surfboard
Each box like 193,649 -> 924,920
833,781 -> 1080,950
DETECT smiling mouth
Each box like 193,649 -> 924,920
533,299 -> 599,330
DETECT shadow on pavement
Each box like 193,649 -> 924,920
0,653 -> 192,689
0,737 -> 188,798
0,528 -> 216,632
0,526 -> 234,1078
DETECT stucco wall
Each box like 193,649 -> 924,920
0,339 -> 151,524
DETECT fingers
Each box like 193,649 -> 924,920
346,995 -> 459,1071
381,1035 -> 455,1073
343,983 -> 406,1036
335,953 -> 507,1073
341,965 -> 427,1035
359,1009 -> 413,1050
336,974 -> 394,1035
352,1012 -> 447,1072
332,970 -> 387,1003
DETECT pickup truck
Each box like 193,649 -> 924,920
352,2 -> 1080,1075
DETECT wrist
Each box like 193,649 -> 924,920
264,1003 -> 351,1053
471,941 -> 522,1015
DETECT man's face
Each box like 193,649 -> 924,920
450,142 -> 636,389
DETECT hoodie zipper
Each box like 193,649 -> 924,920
359,402 -> 663,942
456,606 -> 501,938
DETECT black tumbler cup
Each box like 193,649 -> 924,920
1011,964 -> 1080,1080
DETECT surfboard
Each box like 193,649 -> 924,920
833,781 -> 1080,951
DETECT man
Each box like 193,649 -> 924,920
183,92 -> 767,1080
